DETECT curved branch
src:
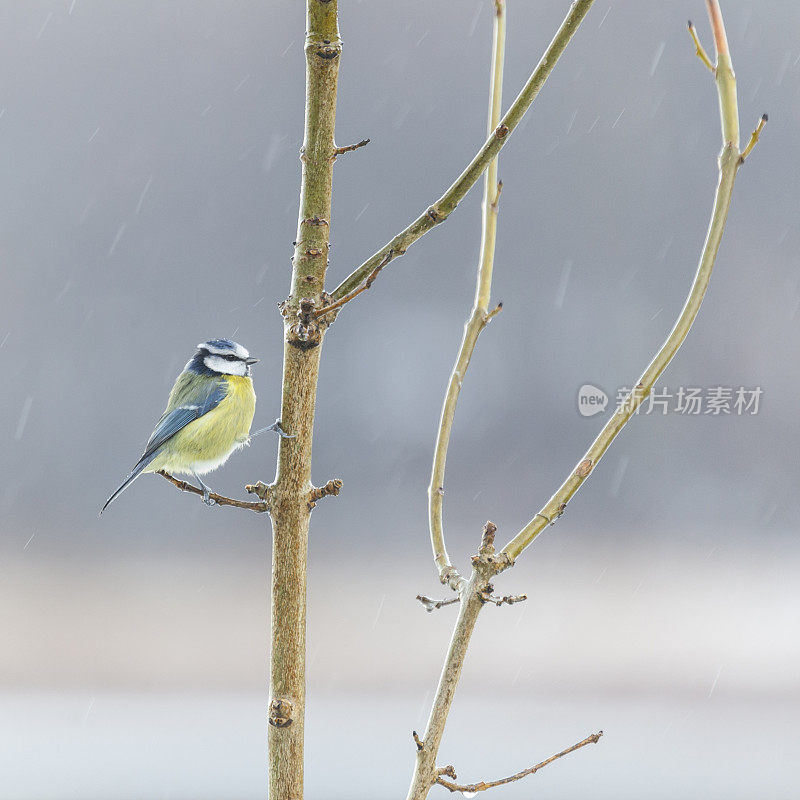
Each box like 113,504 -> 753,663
502,0 -> 765,563
328,0 -> 595,307
428,0 -> 507,589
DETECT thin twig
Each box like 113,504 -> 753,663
740,113 -> 768,162
314,250 -> 392,318
434,732 -> 603,794
329,0 -> 595,305
416,595 -> 460,613
478,587 -> 527,606
687,21 -> 714,73
501,0 -> 763,563
417,586 -> 525,611
334,138 -> 370,155
157,471 -> 269,512
428,0 -> 507,588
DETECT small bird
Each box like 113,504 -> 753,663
101,338 -> 280,513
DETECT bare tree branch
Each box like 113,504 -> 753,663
333,138 -> 370,156
157,471 -> 269,512
416,595 -> 460,613
740,113 -> 768,163
267,1 -> 343,796
434,732 -> 603,794
477,586 -> 527,607
307,478 -> 343,509
328,0 -> 595,308
314,248 -> 393,319
409,5 -> 767,800
501,0 -> 766,563
687,20 -> 714,73
427,0 -> 508,591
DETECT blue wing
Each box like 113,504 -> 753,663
100,378 -> 228,513
141,380 -> 228,462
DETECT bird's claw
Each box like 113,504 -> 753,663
249,419 -> 296,440
192,472 -> 217,507
272,419 -> 295,439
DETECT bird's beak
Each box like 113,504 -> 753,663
245,357 -> 260,365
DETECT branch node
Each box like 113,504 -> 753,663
478,583 -> 528,607
287,296 -> 324,349
307,478 -> 343,509
484,302 -> 503,324
334,138 -> 370,156
439,566 -> 466,593
739,112 -> 768,162
489,180 -> 503,213
268,698 -> 294,728
493,123 -> 509,139
534,502 -> 566,529
412,731 -> 424,751
246,480 -> 274,502
312,41 -> 341,60
687,20 -> 715,73
416,594 -> 460,613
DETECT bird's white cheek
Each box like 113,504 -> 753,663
203,355 -> 247,376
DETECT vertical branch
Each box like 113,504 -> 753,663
476,0 -> 506,310
429,0 -> 505,589
411,3 -> 598,798
268,2 -> 341,799
408,527 -> 503,800
705,0 -> 738,147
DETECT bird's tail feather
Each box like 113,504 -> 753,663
100,454 -> 156,515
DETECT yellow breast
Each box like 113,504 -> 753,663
148,375 -> 256,475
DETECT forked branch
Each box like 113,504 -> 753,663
327,0 -> 595,309
410,5 -> 767,800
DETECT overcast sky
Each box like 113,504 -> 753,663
0,2 -> 798,797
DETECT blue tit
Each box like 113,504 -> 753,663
101,338 -> 262,513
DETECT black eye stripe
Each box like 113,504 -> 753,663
200,349 -> 245,362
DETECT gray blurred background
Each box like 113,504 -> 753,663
1,1 -> 798,797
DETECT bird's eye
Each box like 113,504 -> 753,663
223,354 -> 238,361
